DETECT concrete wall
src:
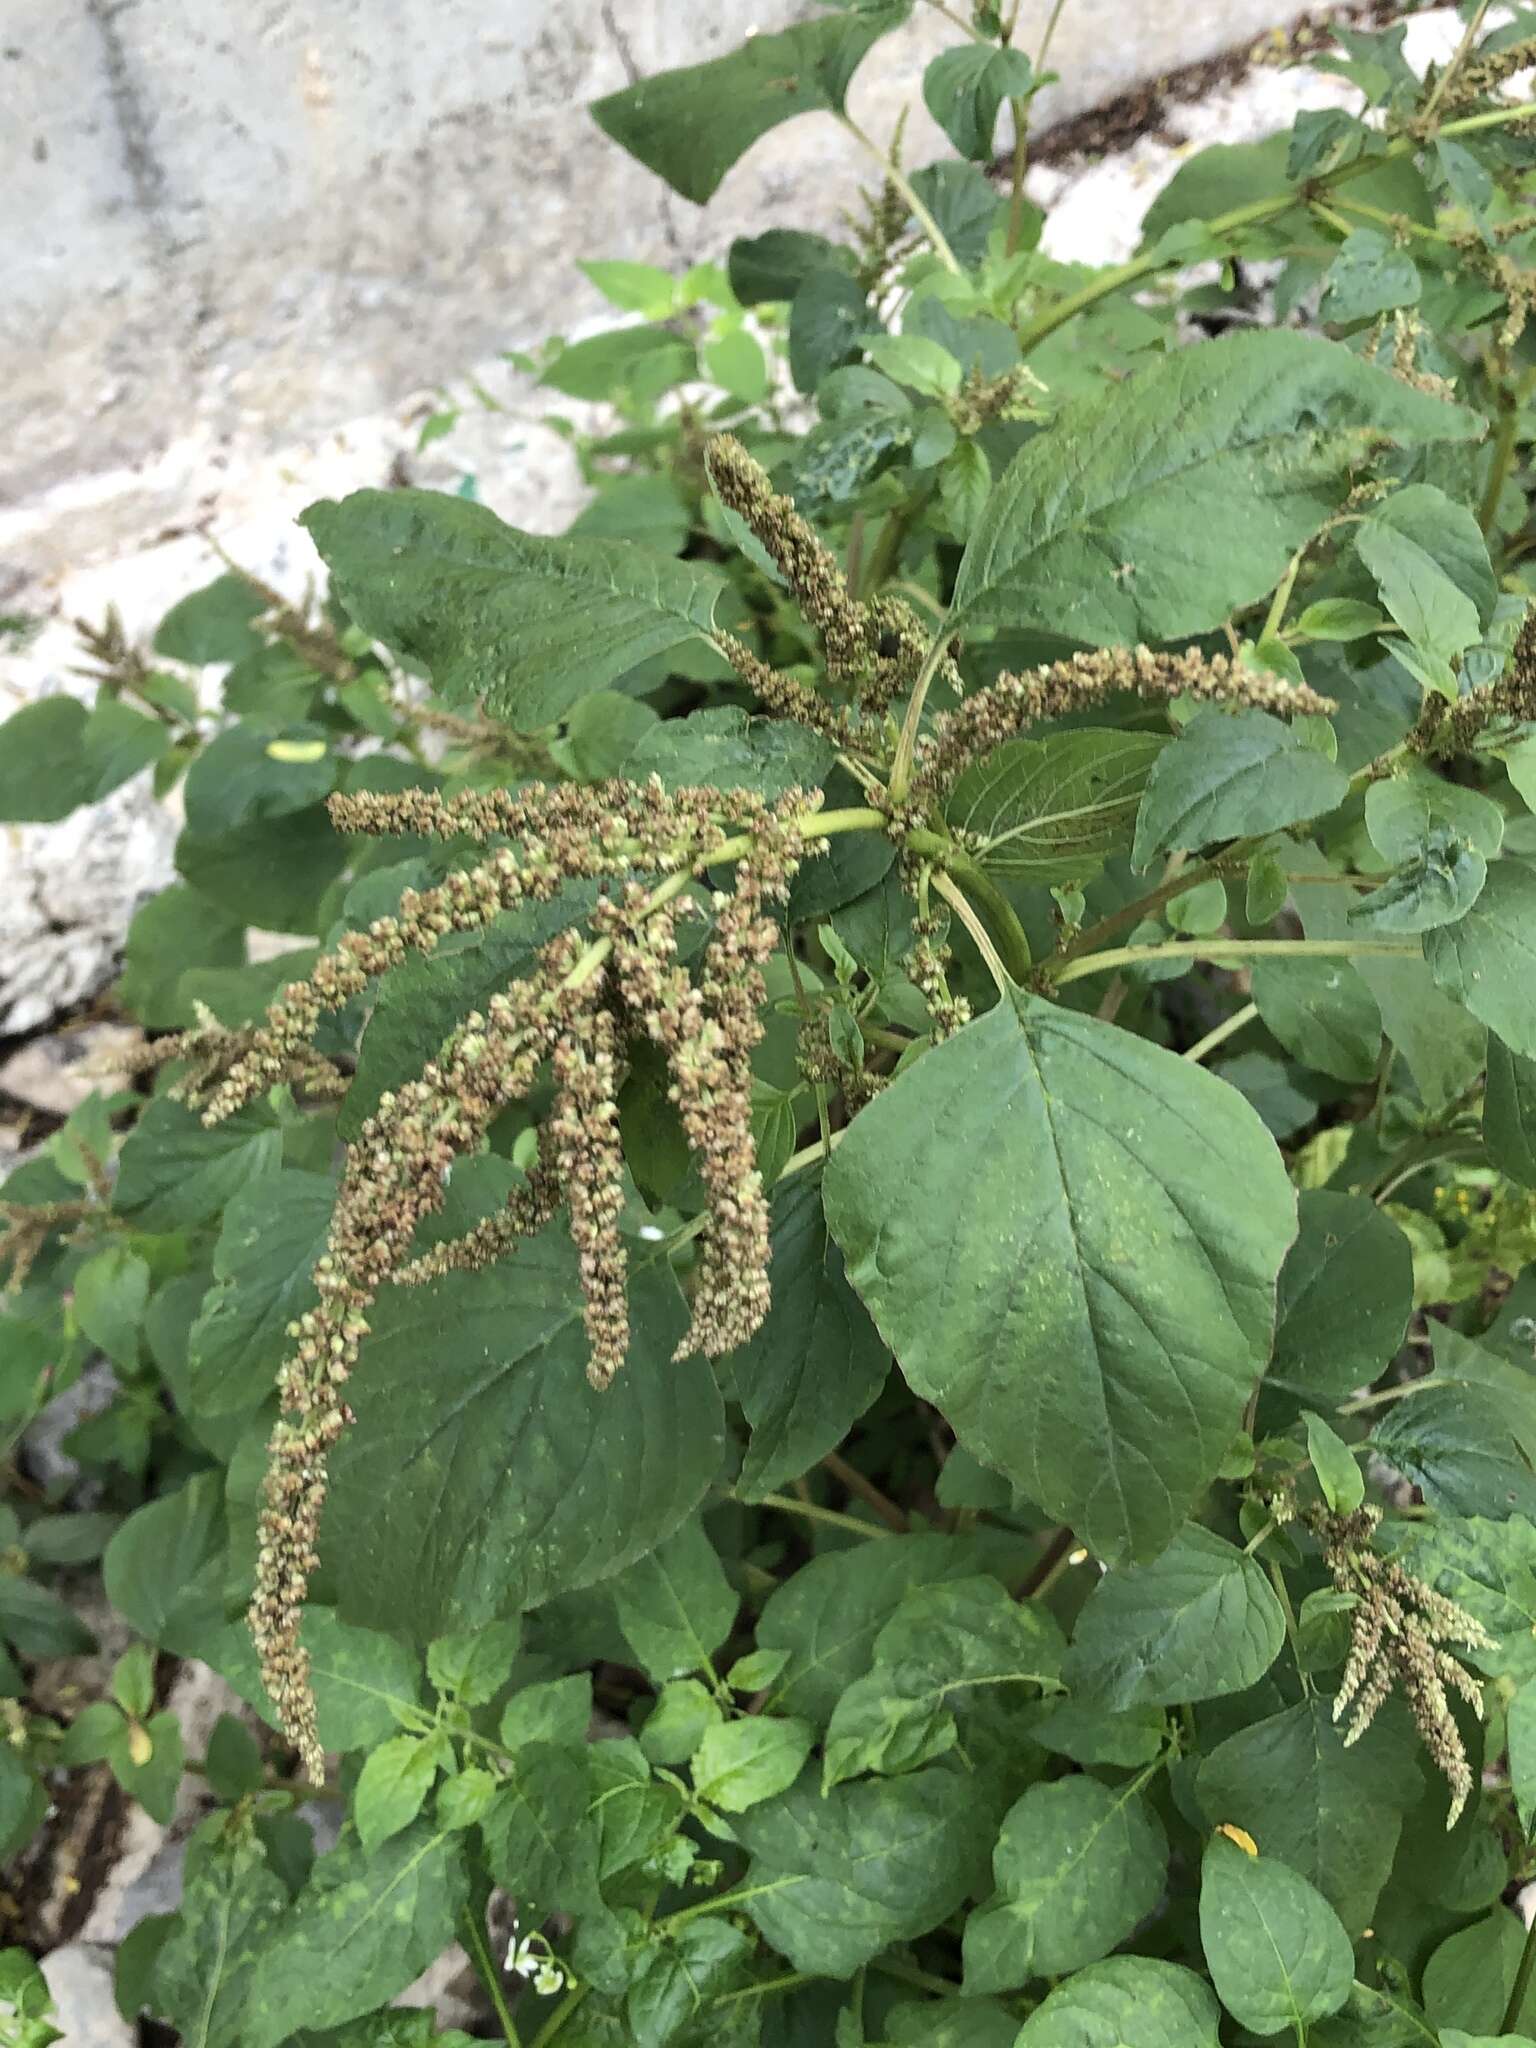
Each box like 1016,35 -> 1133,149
2,0 -> 1316,587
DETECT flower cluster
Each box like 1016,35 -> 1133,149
1413,605 -> 1536,755
912,644 -> 1338,798
231,775 -> 819,1775
1306,1501 -> 1493,1825
705,434 -> 953,724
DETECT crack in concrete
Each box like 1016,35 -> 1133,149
599,0 -> 685,262
82,0 -> 174,269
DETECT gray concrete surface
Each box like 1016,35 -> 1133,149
2,0 -> 1320,587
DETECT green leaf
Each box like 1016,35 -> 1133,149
590,6 -> 912,203
301,490 -> 727,728
79,700 -> 171,801
1251,954 -> 1382,1083
1015,1956 -> 1223,2047
1357,501 -> 1485,689
729,1173 -> 889,1501
1423,1910 -> 1536,2036
1320,228 -> 1422,322
1199,1834 -> 1354,2038
341,888 -> 596,1137
102,1472 -> 227,1654
182,724 -> 334,835
1486,1035 -> 1536,1188
1306,1412 -> 1365,1513
1348,836 -> 1487,936
1383,1514 -> 1536,1684
822,1575 -> 1063,1787
864,334 -> 961,399
947,330 -> 1478,645
823,991 -> 1296,1562
72,1245 -> 149,1368
626,1921 -> 754,2047
479,1742 -> 602,1914
1266,1192 -> 1413,1404
500,1673 -> 593,1753
964,1774 -> 1167,1992
204,1716 -> 265,1804
789,270 -> 871,396
1066,1524 -> 1285,1708
1372,1383 -> 1536,1520
184,1170 -> 333,1443
909,160 -> 1005,265
0,698 -> 98,821
611,1518 -> 738,1683
692,1716 -> 815,1812
114,1095 -> 283,1232
153,574 -> 265,664
542,326 -> 694,405
1195,1699 -> 1422,1936
623,707 -> 834,802
426,1619 -> 522,1706
150,1824 -> 288,2048
1366,769 -> 1504,866
949,730 -> 1165,885
117,885 -> 246,1031
756,1533 -> 985,1726
1297,597 -> 1391,642
1426,859 -> 1536,1059
0,1576 -> 95,1658
353,1735 -> 439,1853
244,1822 -> 468,2048
1132,709 -> 1347,867
176,803 -> 350,936
922,43 -> 1035,159
728,228 -> 853,306
734,1766 -> 984,1978
323,1234 -> 723,1641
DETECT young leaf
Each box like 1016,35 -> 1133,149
1132,709 -> 1347,867
733,1766 -> 984,1978
302,490 -> 727,729
480,1743 -> 603,1915
590,6 -> 911,203
1015,1956 -> 1222,2047
1305,1412 -> 1365,1514
963,1775 -> 1168,1993
728,1173 -> 890,1502
1320,227 -> 1422,322
948,730 -> 1164,884
426,1619 -> 522,1706
322,1236 -> 723,1641
1199,1834 -> 1353,2038
692,1715 -> 815,1812
150,1824 -> 289,2048
1064,1526 -> 1286,1708
611,1518 -> 738,1683
823,991 -> 1297,1563
922,44 -> 1035,160
822,1575 -> 1063,1787
947,330 -> 1478,645
352,1736 -> 440,1853
500,1673 -> 593,1753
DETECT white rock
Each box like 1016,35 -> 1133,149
38,1944 -> 133,2048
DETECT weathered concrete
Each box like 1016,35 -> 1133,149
2,1 -> 1323,588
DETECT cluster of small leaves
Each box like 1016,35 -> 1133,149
7,4 -> 1536,2045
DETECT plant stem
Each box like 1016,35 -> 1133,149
1261,547 -> 1306,643
822,1449 -> 910,1531
836,114 -> 963,274
1052,936 -> 1418,986
870,1954 -> 962,1997
946,854 -> 1033,976
460,1907 -> 522,2048
932,869 -> 1013,994
1266,1556 -> 1312,1698
756,1491 -> 893,1539
711,1972 -> 818,2007
1010,103 -> 1536,357
889,630 -> 953,801
660,1877 -> 800,1932
1182,1000 -> 1259,1064
1502,1904 -> 1536,2033
528,1988 -> 586,2048
1019,1524 -> 1077,1598
1422,0 -> 1493,126
1004,0 -> 1069,254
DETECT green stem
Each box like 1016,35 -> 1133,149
1011,103 -> 1536,357
460,1907 -> 522,2048
755,1491 -> 893,1539
870,1954 -> 962,1997
932,869 -> 1013,995
836,114 -> 963,274
1501,1904 -> 1536,2032
946,853 -> 1033,975
710,1972 -> 818,2007
822,1448 -> 910,1532
889,631 -> 953,802
1422,0 -> 1493,125
1051,937 -> 1419,987
1260,548 -> 1307,644
1266,1557 -> 1313,1699
528,1988 -> 586,2048
1182,1000 -> 1259,1065
660,1877 -> 801,1932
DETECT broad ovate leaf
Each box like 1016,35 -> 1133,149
1425,857 -> 1536,1059
1016,1956 -> 1222,2047
947,329 -> 1479,644
322,1232 -> 723,1641
823,991 -> 1296,1562
590,6 -> 911,203
302,489 -> 727,729
948,729 -> 1164,885
1199,1834 -> 1353,2038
